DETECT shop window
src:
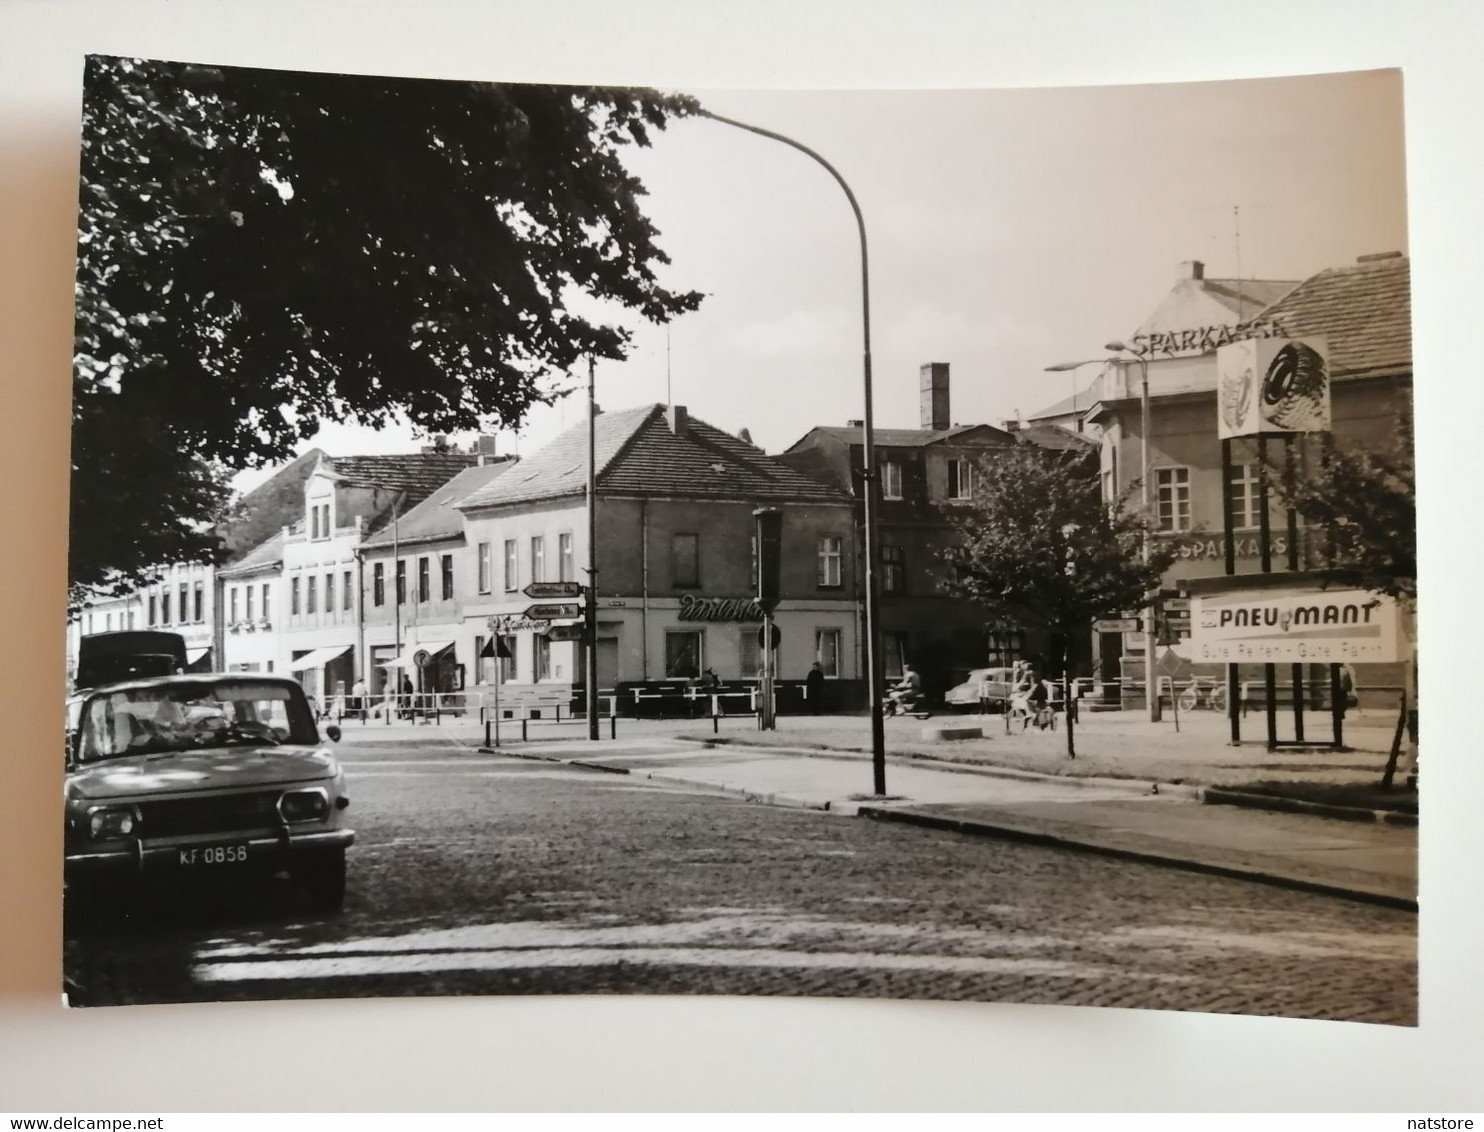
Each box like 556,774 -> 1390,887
559,533 -> 575,582
535,634 -> 551,681
531,536 -> 546,584
815,628 -> 842,678
881,458 -> 903,500
817,536 -> 843,588
881,545 -> 906,595
418,556 -> 430,603
1156,466 -> 1192,532
373,562 -> 385,607
499,636 -> 516,683
947,457 -> 973,501
504,540 -> 518,592
739,630 -> 762,679
672,533 -> 700,589
664,630 -> 703,680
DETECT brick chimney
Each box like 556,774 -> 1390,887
920,362 -> 950,431
1177,260 -> 1205,281
666,404 -> 688,438
474,434 -> 497,466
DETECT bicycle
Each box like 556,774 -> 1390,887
1177,677 -> 1227,713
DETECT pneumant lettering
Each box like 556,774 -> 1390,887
1218,599 -> 1381,632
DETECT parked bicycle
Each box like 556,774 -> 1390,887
1177,676 -> 1227,713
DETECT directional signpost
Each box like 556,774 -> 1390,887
524,582 -> 585,599
524,602 -> 583,621
547,624 -> 585,642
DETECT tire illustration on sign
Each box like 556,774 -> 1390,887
1262,341 -> 1328,431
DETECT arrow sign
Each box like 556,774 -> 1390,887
524,581 -> 585,599
547,624 -> 586,642
525,602 -> 582,620
1093,617 -> 1141,633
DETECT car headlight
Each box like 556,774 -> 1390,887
277,787 -> 331,823
87,805 -> 139,840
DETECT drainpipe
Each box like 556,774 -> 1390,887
640,499 -> 650,681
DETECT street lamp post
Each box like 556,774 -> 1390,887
1104,340 -> 1162,723
697,108 -> 887,796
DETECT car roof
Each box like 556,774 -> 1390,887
76,672 -> 305,697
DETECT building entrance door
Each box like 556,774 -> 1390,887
1099,631 -> 1123,703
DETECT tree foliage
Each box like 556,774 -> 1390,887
941,444 -> 1175,664
71,56 -> 703,604
1268,399 -> 1416,602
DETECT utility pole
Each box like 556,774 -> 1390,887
585,356 -> 600,740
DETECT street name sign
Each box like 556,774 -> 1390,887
524,581 -> 585,599
524,602 -> 582,621
547,625 -> 585,642
1094,618 -> 1141,633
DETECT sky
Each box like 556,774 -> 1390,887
238,68 -> 1407,491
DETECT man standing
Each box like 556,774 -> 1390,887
805,660 -> 826,713
351,676 -> 368,722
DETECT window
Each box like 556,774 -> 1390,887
193,581 -> 204,622
322,504 -> 332,537
373,562 -> 385,607
262,584 -> 271,621
559,533 -> 574,582
478,541 -> 492,594
178,584 -> 189,623
530,536 -> 546,584
881,545 -> 906,596
739,629 -> 763,679
148,594 -> 157,626
535,634 -> 551,681
672,533 -> 699,588
748,535 -> 758,590
245,585 -> 254,622
127,610 -> 136,629
883,632 -> 909,679
161,592 -> 172,624
418,556 -> 430,603
815,628 -> 842,678
947,457 -> 973,500
230,587 -> 239,623
1229,463 -> 1262,530
498,636 -> 516,683
441,555 -> 454,601
324,572 -> 335,614
310,507 -> 319,540
503,540 -> 518,592
106,612 -> 114,631
881,458 -> 903,500
290,578 -> 300,616
817,536 -> 843,588
664,630 -> 703,679
311,503 -> 330,539
306,575 -> 318,614
395,560 -> 406,604
86,613 -> 94,634
343,570 -> 353,610
1156,466 -> 1193,532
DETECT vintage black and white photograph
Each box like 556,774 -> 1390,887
62,58 -> 1417,1024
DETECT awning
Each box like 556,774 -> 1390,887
288,644 -> 352,672
379,640 -> 455,670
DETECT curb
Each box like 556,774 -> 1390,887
856,806 -> 1418,913
1203,787 -> 1419,827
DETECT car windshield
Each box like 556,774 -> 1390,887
76,680 -> 319,763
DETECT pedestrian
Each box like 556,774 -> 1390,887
351,676 -> 367,722
806,660 -> 825,712
400,673 -> 414,720
1339,663 -> 1358,717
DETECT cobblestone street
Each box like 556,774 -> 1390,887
64,738 -> 1417,1023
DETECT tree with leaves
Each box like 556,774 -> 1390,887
71,57 -> 703,607
941,443 -> 1175,753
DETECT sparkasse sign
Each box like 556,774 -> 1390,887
1190,586 -> 1403,663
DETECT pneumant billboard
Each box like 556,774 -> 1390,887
1190,585 -> 1403,663
1217,335 -> 1331,438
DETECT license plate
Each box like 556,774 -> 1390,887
177,843 -> 250,866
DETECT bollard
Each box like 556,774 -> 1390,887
521,716 -> 528,742
610,713 -> 617,740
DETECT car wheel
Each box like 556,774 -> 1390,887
297,850 -> 347,911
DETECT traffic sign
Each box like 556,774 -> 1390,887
524,602 -> 582,620
1094,617 -> 1141,633
757,623 -> 782,650
524,581 -> 585,599
547,624 -> 585,642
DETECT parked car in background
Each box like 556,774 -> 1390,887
65,674 -> 353,910
74,629 -> 189,691
944,667 -> 1017,713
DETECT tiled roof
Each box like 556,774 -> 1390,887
1015,422 -> 1099,452
324,452 -> 479,501
796,424 -> 1015,449
359,460 -> 517,548
1257,254 -> 1411,378
1200,278 -> 1299,321
1133,276 -> 1298,341
217,448 -> 325,557
460,404 -> 849,510
218,531 -> 285,577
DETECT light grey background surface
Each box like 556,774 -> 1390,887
1,0 -> 1479,1112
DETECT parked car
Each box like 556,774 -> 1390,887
65,674 -> 353,909
943,667 -> 1018,713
